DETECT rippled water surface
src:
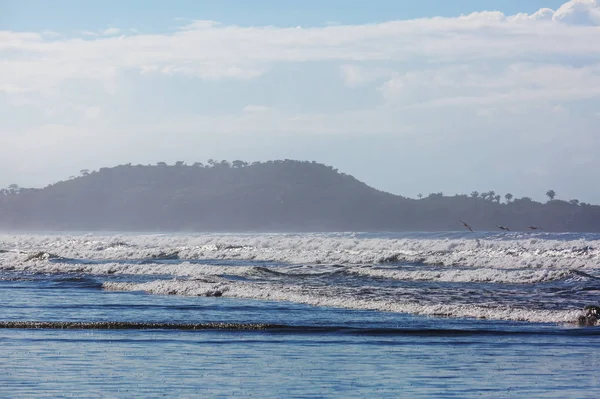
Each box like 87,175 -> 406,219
2,232 -> 600,397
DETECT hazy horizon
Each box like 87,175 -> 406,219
3,0 -> 600,203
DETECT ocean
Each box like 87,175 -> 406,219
1,231 -> 600,398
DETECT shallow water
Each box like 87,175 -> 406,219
1,232 -> 600,397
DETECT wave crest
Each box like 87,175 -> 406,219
103,279 -> 586,324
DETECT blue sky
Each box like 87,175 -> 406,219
3,1 -> 569,31
2,0 -> 600,203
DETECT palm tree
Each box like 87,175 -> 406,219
470,191 -> 479,198
546,189 -> 556,201
417,193 -> 423,199
504,193 -> 513,203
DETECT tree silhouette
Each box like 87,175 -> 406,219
504,193 -> 513,203
570,199 -> 579,206
8,184 -> 19,195
232,160 -> 248,168
80,169 -> 90,176
470,191 -> 479,198
546,189 -> 556,201
494,195 -> 501,203
417,193 -> 423,199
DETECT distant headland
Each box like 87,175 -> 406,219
1,160 -> 598,232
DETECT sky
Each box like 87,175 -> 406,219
2,0 -> 600,203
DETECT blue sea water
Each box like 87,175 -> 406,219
1,232 -> 600,398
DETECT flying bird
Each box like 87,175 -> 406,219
497,225 -> 510,231
460,220 -> 473,232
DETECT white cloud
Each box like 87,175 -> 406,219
3,1 -> 600,201
150,64 -> 264,79
41,30 -> 62,38
2,1 -> 600,96
80,27 -> 122,37
102,28 -> 121,36
553,0 -> 600,25
340,65 -> 368,87
380,63 -> 600,108
532,8 -> 556,20
510,8 -> 554,22
340,65 -> 391,88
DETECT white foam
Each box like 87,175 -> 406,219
103,279 -> 584,324
1,232 -> 599,270
0,255 -> 578,285
3,232 -> 598,324
0,259 -> 255,279
348,266 -> 573,284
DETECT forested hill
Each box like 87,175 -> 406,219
1,160 -> 599,232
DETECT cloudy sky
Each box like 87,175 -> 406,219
2,0 -> 600,202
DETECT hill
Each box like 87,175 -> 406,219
1,160 -> 599,232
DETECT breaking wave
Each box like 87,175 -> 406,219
1,232 -> 600,269
0,258 -> 587,285
103,279 -> 587,324
2,232 -> 600,325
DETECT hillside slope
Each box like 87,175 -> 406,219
1,160 -> 599,232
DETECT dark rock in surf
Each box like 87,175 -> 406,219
577,305 -> 600,327
149,251 -> 180,260
379,253 -> 403,264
